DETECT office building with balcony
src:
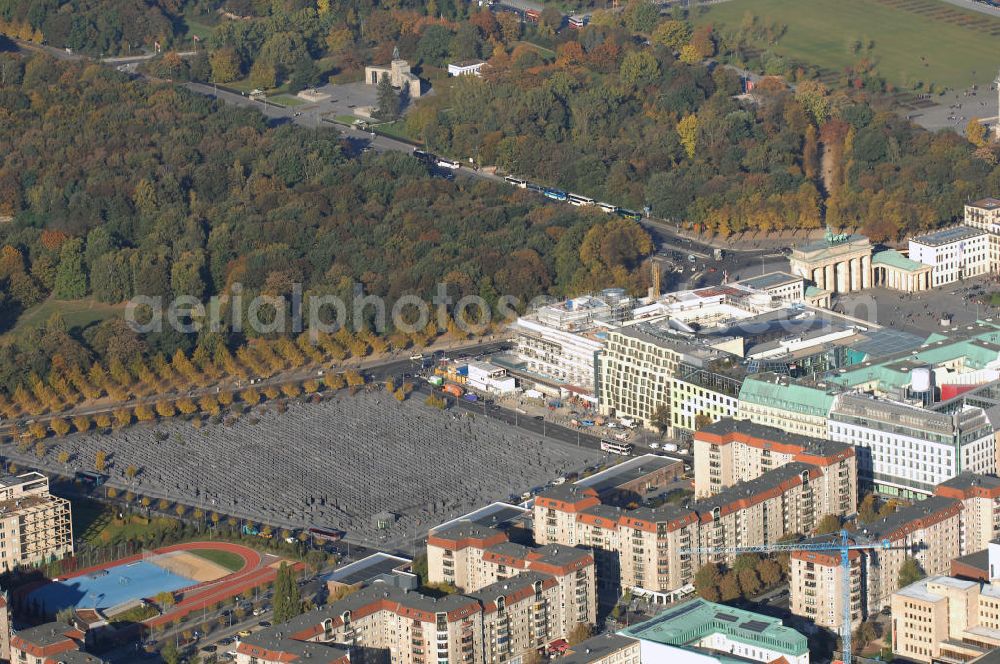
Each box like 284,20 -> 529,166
0,472 -> 72,571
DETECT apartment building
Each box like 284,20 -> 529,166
828,393 -> 996,499
620,598 -> 810,664
236,572 -> 591,664
534,438 -> 856,602
0,592 -> 9,664
891,575 -> 1000,664
936,474 -> 1000,555
790,548 -> 865,629
909,225 -> 990,287
789,496 -> 963,630
0,473 -> 72,571
692,418 -> 856,506
965,197 -> 1000,271
9,622 -> 95,664
737,373 -> 837,439
425,521 -> 598,631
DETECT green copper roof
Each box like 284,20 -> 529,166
829,338 -> 1000,390
621,598 -> 807,657
738,375 -> 835,417
872,249 -> 927,272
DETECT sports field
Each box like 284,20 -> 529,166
698,0 -> 1000,91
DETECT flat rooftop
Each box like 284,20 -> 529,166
431,501 -> 529,534
575,454 -> 682,494
736,271 -> 802,291
969,198 -> 1000,211
911,225 -> 986,247
560,633 -> 638,664
621,597 -> 807,656
325,552 -> 411,586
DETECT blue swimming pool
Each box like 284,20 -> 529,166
30,560 -> 197,613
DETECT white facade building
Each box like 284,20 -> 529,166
466,361 -> 516,394
908,225 -> 989,288
828,393 -> 996,499
447,60 -> 486,76
964,197 -> 1000,271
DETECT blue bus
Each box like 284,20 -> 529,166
543,188 -> 568,202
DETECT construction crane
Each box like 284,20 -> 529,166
680,529 -> 890,664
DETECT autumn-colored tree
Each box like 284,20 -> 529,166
95,413 -> 112,429
303,379 -> 319,394
50,418 -> 70,437
344,370 -> 365,387
240,387 -> 261,404
263,386 -> 280,400
58,451 -> 70,464
323,373 -> 346,390
113,408 -> 132,428
967,119 -> 988,148
176,397 -> 198,415
134,404 -> 155,421
28,421 -> 47,440
95,450 -> 108,472
198,395 -> 221,415
34,441 -> 47,458
280,382 -> 302,398
126,465 -> 138,481
155,401 -> 177,418
651,20 -> 691,51
677,114 -> 698,158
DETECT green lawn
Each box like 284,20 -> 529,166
269,94 -> 307,107
181,17 -> 215,42
2,298 -> 122,339
697,0 -> 1000,91
513,40 -> 557,59
334,114 -> 361,125
373,120 -> 421,143
189,548 -> 245,572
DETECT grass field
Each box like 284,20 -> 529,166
513,40 -> 557,59
269,94 -> 307,107
189,548 -> 245,572
2,298 -> 122,339
373,120 -> 421,143
181,17 -> 215,42
697,0 -> 1000,91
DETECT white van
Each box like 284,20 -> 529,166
436,158 -> 460,170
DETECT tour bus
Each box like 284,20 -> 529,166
413,149 -> 434,163
308,526 -> 345,542
567,193 -> 595,207
436,158 -> 461,170
597,202 -> 618,214
543,188 -> 568,202
504,175 -> 528,188
75,470 -> 107,489
600,439 -> 633,456
618,208 -> 642,221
